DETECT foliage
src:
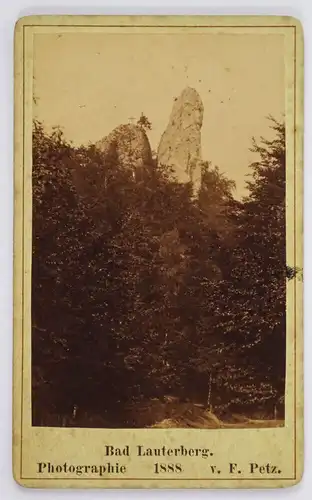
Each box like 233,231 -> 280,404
32,117 -> 291,427
137,113 -> 152,131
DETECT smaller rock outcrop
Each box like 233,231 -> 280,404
95,124 -> 152,170
158,87 -> 204,193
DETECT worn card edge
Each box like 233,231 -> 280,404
12,15 -> 304,489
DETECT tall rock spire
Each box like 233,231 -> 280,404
158,87 -> 204,193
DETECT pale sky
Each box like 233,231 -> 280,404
33,32 -> 285,198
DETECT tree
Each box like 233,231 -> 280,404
32,120 -> 197,424
213,117 -> 287,417
32,120 -> 136,424
137,113 -> 152,131
182,117 -> 289,418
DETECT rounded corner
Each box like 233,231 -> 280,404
293,466 -> 305,487
289,16 -> 304,39
12,469 -> 29,489
14,15 -> 39,35
14,16 -> 27,33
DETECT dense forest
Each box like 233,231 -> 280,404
31,117 -> 292,428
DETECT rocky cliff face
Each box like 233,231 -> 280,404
158,87 -> 204,193
95,124 -> 152,170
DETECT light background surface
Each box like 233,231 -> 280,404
0,0 -> 311,499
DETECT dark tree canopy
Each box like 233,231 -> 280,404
32,117 -> 292,427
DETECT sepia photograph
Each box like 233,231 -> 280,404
30,29 -> 294,431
